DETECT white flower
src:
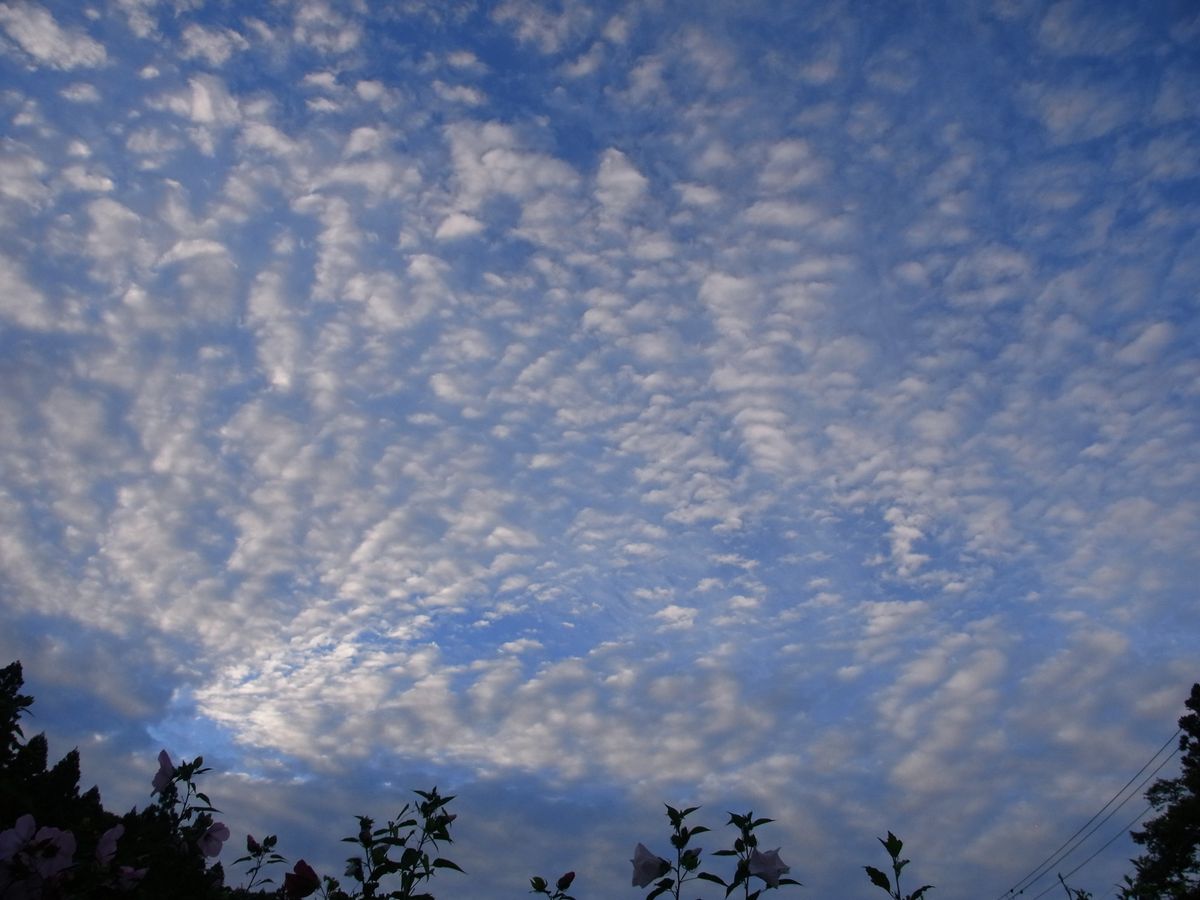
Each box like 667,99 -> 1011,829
631,842 -> 669,887
749,847 -> 790,887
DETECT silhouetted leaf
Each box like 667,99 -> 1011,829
882,832 -> 903,859
866,865 -> 892,892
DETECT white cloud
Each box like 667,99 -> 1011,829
945,244 -> 1030,307
1116,321 -> 1172,366
342,126 -> 383,157
758,139 -> 824,190
157,238 -> 229,267
0,2 -> 107,69
798,42 -> 840,84
594,148 -> 647,216
180,22 -> 249,66
435,211 -> 485,240
563,42 -> 603,78
602,14 -> 628,44
0,147 -> 50,208
446,50 -> 484,71
1028,78 -> 1139,144
887,642 -> 1009,796
621,55 -> 668,106
499,638 -> 543,654
247,269 -> 306,390
491,0 -> 593,54
355,79 -> 385,102
743,200 -> 822,229
60,164 -> 113,192
111,0 -> 157,37
0,251 -> 57,329
443,121 -> 580,244
433,80 -> 486,106
184,75 -> 240,125
676,181 -> 721,207
1037,0 -> 1141,57
1152,66 -> 1200,122
83,197 -> 156,286
302,70 -> 338,92
60,81 -> 99,102
291,0 -> 362,54
240,120 -> 299,160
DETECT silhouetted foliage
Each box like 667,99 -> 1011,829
7,659 -> 1192,899
0,663 -> 122,894
1122,683 -> 1200,900
1057,872 -> 1091,899
864,831 -> 932,900
0,661 -> 230,898
0,662 -> 33,769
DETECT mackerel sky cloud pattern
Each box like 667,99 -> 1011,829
0,1 -> 1197,897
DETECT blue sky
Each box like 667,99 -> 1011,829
1,1 -> 1197,897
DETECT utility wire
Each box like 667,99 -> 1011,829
1007,742 -> 1180,900
1007,744 -> 1180,900
1027,800 -> 1157,900
996,728 -> 1182,900
1012,748 -> 1180,900
1044,739 -> 1185,896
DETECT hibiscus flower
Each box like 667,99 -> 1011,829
749,847 -> 791,887
198,822 -> 230,858
152,749 -> 175,794
631,842 -> 670,887
283,859 -> 321,898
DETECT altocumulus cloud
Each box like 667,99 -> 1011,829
0,2 -> 1197,898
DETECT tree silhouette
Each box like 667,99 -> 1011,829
1122,683 -> 1200,900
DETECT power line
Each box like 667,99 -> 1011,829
1027,800 -> 1157,900
1004,740 -> 1180,899
1042,737 -> 1185,896
1012,753 -> 1171,900
996,728 -> 1182,900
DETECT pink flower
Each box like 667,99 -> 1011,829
116,865 -> 147,890
198,822 -> 230,857
749,847 -> 790,887
631,842 -> 670,887
152,749 -> 175,793
283,859 -> 321,898
96,824 -> 124,865
0,815 -> 77,896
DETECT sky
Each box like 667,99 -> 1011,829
0,0 -> 1197,897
